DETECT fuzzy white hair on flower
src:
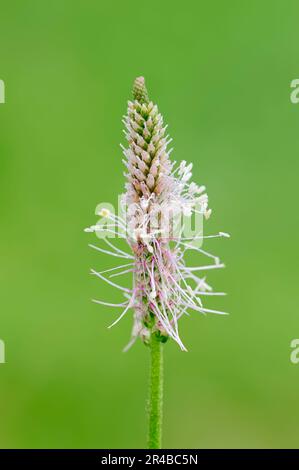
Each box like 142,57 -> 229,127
85,77 -> 229,351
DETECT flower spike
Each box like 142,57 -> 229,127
86,77 -> 229,351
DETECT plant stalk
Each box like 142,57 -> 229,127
147,333 -> 163,449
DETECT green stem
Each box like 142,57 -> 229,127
147,333 -> 163,449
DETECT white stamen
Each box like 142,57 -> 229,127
90,269 -> 132,293
89,244 -> 134,260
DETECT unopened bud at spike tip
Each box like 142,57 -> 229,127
133,76 -> 149,104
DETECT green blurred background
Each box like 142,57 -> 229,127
0,0 -> 298,449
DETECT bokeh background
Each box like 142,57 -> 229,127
0,0 -> 298,449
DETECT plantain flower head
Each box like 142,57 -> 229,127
85,77 -> 229,351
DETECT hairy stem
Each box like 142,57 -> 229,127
147,333 -> 163,449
